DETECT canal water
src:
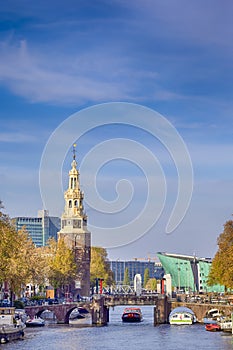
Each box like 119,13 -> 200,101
3,306 -> 233,350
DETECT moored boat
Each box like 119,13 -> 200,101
121,307 -> 142,323
203,308 -> 222,324
69,307 -> 89,320
26,316 -> 45,327
169,307 -> 196,325
205,323 -> 221,332
217,317 -> 232,333
0,307 -> 25,344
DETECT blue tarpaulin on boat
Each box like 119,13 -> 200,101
169,306 -> 195,316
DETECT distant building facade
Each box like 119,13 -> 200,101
157,252 -> 224,293
58,146 -> 91,298
109,260 -> 163,285
12,210 -> 60,247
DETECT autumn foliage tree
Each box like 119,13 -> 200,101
0,202 -> 44,300
90,247 -> 113,288
0,202 -> 78,300
208,219 -> 233,290
45,237 -> 77,294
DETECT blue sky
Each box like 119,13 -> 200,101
1,0 -> 233,260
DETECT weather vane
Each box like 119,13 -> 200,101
73,143 -> 77,160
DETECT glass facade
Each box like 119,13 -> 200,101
109,260 -> 164,285
12,217 -> 43,246
12,211 -> 61,247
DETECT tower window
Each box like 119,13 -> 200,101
69,200 -> 72,208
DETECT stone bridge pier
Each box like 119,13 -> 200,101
92,296 -> 109,326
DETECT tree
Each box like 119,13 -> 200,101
208,220 -> 233,290
90,247 -> 113,288
145,278 -> 157,291
45,237 -> 77,293
143,268 -> 150,288
0,203 -> 44,300
123,267 -> 130,286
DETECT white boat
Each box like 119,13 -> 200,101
217,316 -> 232,332
69,307 -> 91,325
0,307 -> 25,344
203,308 -> 222,324
169,307 -> 196,325
26,315 -> 45,327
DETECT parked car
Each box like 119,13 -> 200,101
1,299 -> 11,306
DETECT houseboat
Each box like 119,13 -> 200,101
0,307 -> 25,343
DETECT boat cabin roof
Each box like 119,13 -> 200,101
123,307 -> 141,313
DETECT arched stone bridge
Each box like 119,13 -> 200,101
170,301 -> 233,323
25,303 -> 90,324
154,297 -> 233,324
25,296 -> 233,325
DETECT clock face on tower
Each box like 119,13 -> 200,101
73,219 -> 82,228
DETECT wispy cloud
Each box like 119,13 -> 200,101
0,131 -> 36,143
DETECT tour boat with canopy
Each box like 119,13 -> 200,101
121,307 -> 143,323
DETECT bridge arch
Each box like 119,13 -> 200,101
170,301 -> 233,322
25,303 -> 90,324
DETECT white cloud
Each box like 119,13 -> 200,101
0,39 -> 154,104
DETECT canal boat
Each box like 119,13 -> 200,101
121,307 -> 143,323
217,317 -> 232,332
69,307 -> 89,320
0,307 -> 25,344
203,308 -> 222,324
169,307 -> 196,325
26,315 -> 45,327
205,323 -> 221,332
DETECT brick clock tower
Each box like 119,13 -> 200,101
58,145 -> 91,298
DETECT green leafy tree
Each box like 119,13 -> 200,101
208,220 -> 233,290
143,268 -> 150,288
90,247 -> 113,288
145,278 -> 157,291
123,267 -> 130,285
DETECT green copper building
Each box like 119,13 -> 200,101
157,252 -> 224,293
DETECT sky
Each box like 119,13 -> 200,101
1,0 -> 233,261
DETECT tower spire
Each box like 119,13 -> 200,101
58,143 -> 91,298
73,143 -> 77,160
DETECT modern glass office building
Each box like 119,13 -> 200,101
109,260 -> 164,285
157,252 -> 224,293
12,210 -> 60,247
